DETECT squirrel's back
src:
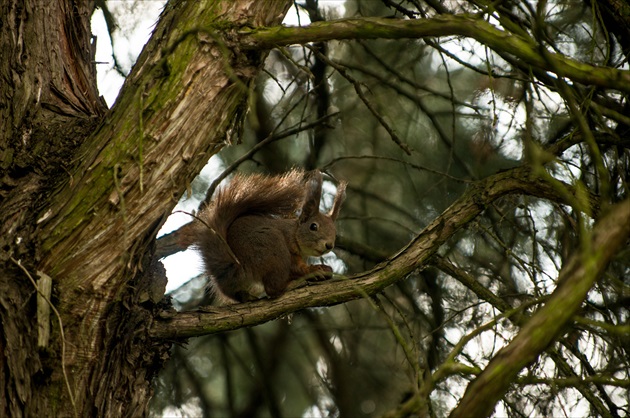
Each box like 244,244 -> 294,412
204,169 -> 307,238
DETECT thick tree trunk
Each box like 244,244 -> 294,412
0,1 -> 291,416
1,2 -> 105,416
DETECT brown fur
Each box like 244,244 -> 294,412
193,169 -> 346,303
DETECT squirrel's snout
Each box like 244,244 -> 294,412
325,242 -> 334,251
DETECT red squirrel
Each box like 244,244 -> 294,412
194,169 -> 346,303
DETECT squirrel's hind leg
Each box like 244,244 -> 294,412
212,272 -> 265,303
259,244 -> 295,298
262,258 -> 294,298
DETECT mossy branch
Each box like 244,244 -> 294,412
239,14 -> 630,93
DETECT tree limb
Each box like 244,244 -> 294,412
239,15 -> 630,93
149,164 -> 592,340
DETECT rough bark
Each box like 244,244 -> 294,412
0,1 -> 292,416
1,2 -> 105,416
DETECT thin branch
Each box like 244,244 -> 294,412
307,45 -> 412,155
323,155 -> 471,183
204,111 -> 339,205
451,197 -> 630,418
519,375 -> 630,388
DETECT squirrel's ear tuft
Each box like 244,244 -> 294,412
300,170 -> 323,220
329,180 -> 347,220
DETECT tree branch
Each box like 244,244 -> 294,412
37,0 -> 293,304
239,14 -> 630,93
149,164 -> 591,340
29,1 -> 294,404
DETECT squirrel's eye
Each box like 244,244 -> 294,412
310,222 -> 319,231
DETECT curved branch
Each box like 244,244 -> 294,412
239,14 -> 630,93
149,164 -> 591,340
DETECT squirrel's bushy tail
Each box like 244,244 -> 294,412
196,169 -> 307,293
204,169 -> 307,238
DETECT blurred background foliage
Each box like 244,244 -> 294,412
94,0 -> 630,416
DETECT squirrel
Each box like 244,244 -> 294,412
192,169 -> 346,303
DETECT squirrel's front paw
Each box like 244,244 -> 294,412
306,264 -> 333,282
